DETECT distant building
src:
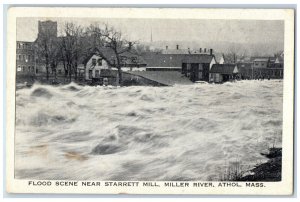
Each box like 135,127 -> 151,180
237,63 -> 252,79
182,54 -> 216,82
250,56 -> 283,79
143,46 -> 216,82
16,41 -> 36,75
274,55 -> 284,68
218,54 -> 225,64
143,53 -> 186,71
209,64 -> 239,83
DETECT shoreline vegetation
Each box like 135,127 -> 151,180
236,147 -> 282,181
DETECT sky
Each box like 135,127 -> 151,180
16,17 -> 284,54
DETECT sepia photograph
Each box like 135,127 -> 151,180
5,7 -> 294,195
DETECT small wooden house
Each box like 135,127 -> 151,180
84,54 -> 110,81
209,64 -> 239,83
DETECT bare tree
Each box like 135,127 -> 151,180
223,51 -> 237,64
85,24 -> 137,85
59,22 -> 84,82
36,30 -> 58,81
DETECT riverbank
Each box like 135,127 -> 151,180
238,147 -> 282,181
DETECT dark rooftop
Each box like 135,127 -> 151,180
210,64 -> 238,74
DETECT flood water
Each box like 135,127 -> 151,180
15,80 -> 283,181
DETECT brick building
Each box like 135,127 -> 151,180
16,41 -> 36,75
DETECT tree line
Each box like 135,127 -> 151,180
35,22 -> 141,85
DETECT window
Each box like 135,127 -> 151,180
19,55 -> 22,61
95,70 -> 100,78
58,70 -> 62,74
36,68 -> 39,74
131,57 -> 137,63
89,70 -> 93,79
17,65 -> 21,72
199,64 -> 203,71
28,66 -> 31,72
97,59 -> 102,66
92,58 -> 96,66
31,66 -> 34,72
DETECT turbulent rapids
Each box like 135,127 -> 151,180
15,80 -> 283,181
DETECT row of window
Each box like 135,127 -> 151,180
88,70 -> 100,79
17,65 -> 36,73
254,62 -> 267,66
92,59 -> 102,66
17,42 -> 33,50
253,70 -> 283,76
17,54 -> 35,62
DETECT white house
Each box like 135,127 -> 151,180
85,55 -> 110,80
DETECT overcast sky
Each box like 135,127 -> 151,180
17,17 -> 284,46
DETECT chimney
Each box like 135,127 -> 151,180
188,48 -> 191,54
204,48 -> 206,53
129,42 -> 132,50
166,46 -> 168,50
176,45 -> 179,50
210,48 -> 213,56
199,48 -> 202,53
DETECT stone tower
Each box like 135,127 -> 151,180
38,20 -> 57,38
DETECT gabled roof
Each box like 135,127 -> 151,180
275,56 -> 284,63
214,53 -> 224,63
210,64 -> 238,74
81,47 -> 146,66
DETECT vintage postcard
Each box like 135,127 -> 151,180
6,7 -> 294,195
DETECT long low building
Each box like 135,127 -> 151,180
209,64 -> 239,83
143,50 -> 217,82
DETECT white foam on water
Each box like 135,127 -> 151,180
15,80 -> 283,181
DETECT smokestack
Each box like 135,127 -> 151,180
210,49 -> 213,56
199,48 -> 202,53
176,45 -> 179,50
166,46 -> 168,50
